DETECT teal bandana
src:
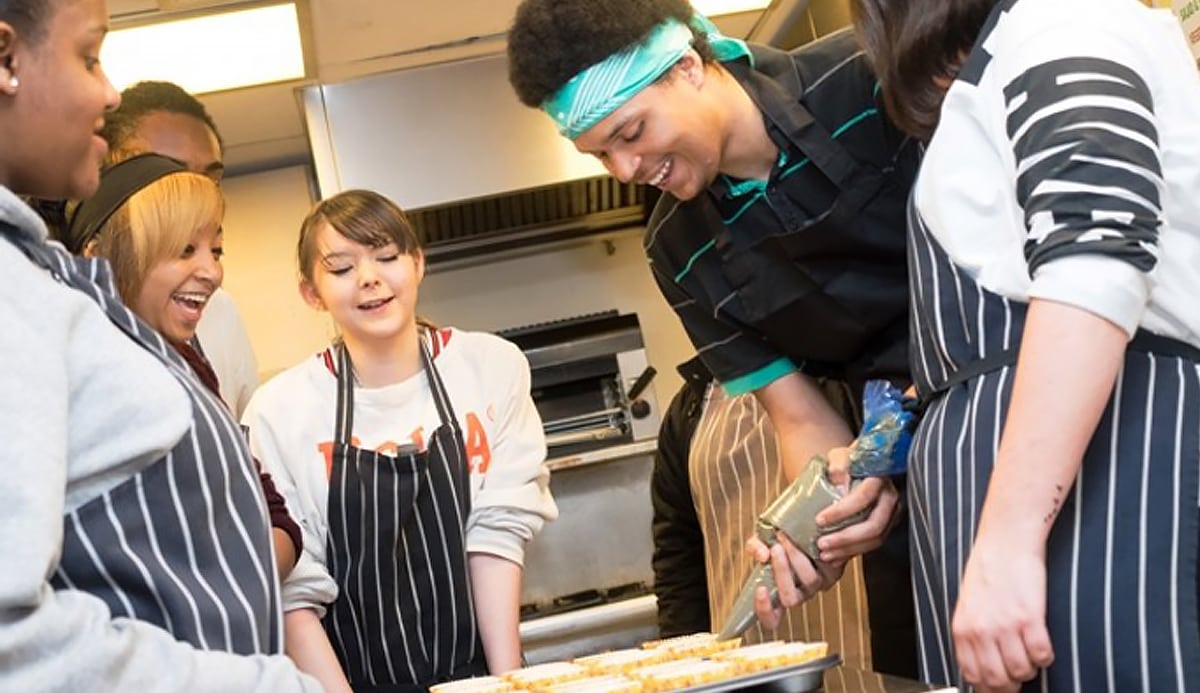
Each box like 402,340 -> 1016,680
542,14 -> 751,140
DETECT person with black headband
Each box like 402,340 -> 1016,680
0,1 -> 318,689
66,152 -> 304,586
508,0 -> 919,675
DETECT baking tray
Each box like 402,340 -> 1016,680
672,654 -> 842,693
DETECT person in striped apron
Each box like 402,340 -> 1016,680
507,0 -> 921,676
652,358 -> 874,671
0,1 -> 319,690
61,152 -> 306,585
851,0 -> 1200,690
243,189 -> 557,693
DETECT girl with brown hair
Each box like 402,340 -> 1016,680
244,189 -> 557,693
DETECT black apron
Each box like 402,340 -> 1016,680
717,52 -> 914,393
323,339 -> 486,692
906,198 -> 1200,691
2,222 -> 282,655
703,56 -> 921,678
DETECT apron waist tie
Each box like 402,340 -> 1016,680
918,328 -> 1200,411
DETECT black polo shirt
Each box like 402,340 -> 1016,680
644,28 -> 919,397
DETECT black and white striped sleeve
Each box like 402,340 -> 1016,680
1001,42 -> 1164,333
1005,56 -> 1162,272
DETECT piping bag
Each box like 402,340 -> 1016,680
715,380 -> 916,641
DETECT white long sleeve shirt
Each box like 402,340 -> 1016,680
917,0 -> 1200,345
243,327 -> 558,615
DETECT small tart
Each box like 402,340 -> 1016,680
503,661 -> 590,690
540,674 -> 643,693
628,657 -> 736,693
429,675 -> 514,693
574,647 -> 669,674
711,640 -> 830,674
641,632 -> 740,659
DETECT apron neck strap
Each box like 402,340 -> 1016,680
418,332 -> 460,435
333,330 -> 461,444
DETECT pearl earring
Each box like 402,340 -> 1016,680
7,75 -> 17,89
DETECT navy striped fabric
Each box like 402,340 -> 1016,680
907,203 -> 1200,691
323,338 -> 482,687
16,237 -> 283,656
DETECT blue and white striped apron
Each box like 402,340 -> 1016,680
906,201 -> 1200,691
323,338 -> 485,692
4,223 -> 282,655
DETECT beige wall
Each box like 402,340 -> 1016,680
219,165 -> 695,407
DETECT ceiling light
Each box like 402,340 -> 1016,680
101,2 -> 305,95
691,0 -> 772,16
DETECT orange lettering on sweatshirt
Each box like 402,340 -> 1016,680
464,412 -> 491,474
317,436 -> 362,478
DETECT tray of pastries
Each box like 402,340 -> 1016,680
434,633 -> 837,693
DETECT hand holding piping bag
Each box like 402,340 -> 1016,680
719,381 -> 917,640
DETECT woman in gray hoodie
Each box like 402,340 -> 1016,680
0,1 -> 319,690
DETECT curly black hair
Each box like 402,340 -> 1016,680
100,81 -> 224,157
507,0 -> 714,108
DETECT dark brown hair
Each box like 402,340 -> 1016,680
298,189 -> 439,331
0,0 -> 51,43
850,0 -> 997,140
507,0 -> 715,108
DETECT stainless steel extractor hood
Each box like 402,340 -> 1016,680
299,0 -> 814,268
301,52 -> 647,267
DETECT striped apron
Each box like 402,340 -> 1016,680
323,340 -> 485,692
690,384 -> 874,671
906,201 -> 1200,691
4,224 -> 282,655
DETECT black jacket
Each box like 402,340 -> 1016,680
650,359 -> 712,636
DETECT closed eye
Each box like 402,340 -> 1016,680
621,121 -> 644,143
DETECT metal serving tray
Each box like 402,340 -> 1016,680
672,655 -> 842,693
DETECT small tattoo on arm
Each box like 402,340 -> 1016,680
1044,484 -> 1065,525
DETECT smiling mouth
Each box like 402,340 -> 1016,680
358,296 -> 394,310
647,158 -> 673,187
173,291 -> 211,311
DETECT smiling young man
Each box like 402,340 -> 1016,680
509,0 -> 920,677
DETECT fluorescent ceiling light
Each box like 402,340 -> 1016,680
101,3 -> 305,95
691,0 -> 772,16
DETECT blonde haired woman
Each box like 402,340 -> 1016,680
67,152 -> 304,584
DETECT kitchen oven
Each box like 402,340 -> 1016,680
498,312 -> 663,662
498,310 -> 661,458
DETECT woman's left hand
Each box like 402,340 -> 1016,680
952,535 -> 1055,692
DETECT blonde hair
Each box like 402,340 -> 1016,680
90,171 -> 225,305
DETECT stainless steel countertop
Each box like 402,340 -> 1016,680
545,438 -> 656,471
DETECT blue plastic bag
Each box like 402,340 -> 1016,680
847,380 -> 916,478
